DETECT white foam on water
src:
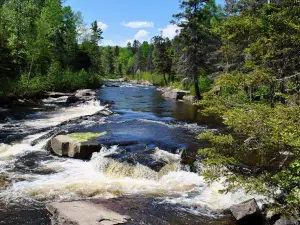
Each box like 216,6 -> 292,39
0,145 -> 266,213
0,100 -> 102,160
0,99 -> 266,216
22,100 -> 103,129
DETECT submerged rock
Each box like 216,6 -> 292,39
47,132 -> 107,159
230,199 -> 264,225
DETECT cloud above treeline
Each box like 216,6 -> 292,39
134,30 -> 150,40
121,21 -> 154,29
97,21 -> 108,31
158,24 -> 180,39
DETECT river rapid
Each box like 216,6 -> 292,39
0,83 -> 261,224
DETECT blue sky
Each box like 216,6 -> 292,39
65,0 -> 225,46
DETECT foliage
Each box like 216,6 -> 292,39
126,72 -> 166,86
0,0 -> 104,98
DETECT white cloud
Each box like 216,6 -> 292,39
97,21 -> 108,31
158,24 -> 181,39
122,21 -> 154,29
134,30 -> 150,40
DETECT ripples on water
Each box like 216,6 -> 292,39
0,84 -> 263,224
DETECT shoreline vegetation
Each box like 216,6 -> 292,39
1,0 -> 300,223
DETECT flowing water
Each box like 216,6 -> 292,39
0,83 -> 262,224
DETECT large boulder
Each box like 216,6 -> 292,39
274,217 -> 299,225
66,95 -> 80,105
47,133 -> 106,159
162,89 -> 190,100
183,95 -> 196,103
162,91 -> 178,99
230,199 -> 264,225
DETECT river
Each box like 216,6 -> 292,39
0,83 -> 257,224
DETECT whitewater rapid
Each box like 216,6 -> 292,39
0,98 -> 265,217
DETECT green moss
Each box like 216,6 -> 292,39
68,132 -> 107,142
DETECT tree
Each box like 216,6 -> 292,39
102,46 -> 114,75
173,0 -> 220,100
152,36 -> 173,85
88,20 -> 103,74
114,45 -> 121,74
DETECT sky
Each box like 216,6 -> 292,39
65,0 -> 225,47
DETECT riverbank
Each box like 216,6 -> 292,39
125,74 -> 197,103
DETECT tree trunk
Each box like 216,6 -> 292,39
163,74 -> 168,86
26,56 -> 34,94
194,74 -> 201,100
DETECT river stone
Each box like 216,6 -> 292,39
162,91 -> 178,99
66,95 -> 80,105
97,109 -> 113,116
183,95 -> 196,103
50,135 -> 75,157
47,201 -> 130,225
274,217 -> 299,225
47,135 -> 102,159
162,90 -> 189,100
230,199 -> 264,225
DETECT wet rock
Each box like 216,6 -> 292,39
129,80 -> 153,86
47,92 -> 73,98
103,100 -> 115,106
105,78 -> 126,82
75,89 -> 96,98
181,150 -> 196,166
105,84 -> 120,87
66,95 -> 80,105
47,134 -> 103,159
47,197 -> 235,225
97,108 -> 113,116
274,217 -> 299,225
47,201 -> 130,225
162,89 -> 190,100
183,95 -> 196,103
163,91 -> 178,99
230,199 -> 264,225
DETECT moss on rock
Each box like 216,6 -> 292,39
68,132 -> 107,142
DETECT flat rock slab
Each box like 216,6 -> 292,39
47,197 -> 236,225
47,201 -> 130,225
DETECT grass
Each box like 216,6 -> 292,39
68,132 -> 107,142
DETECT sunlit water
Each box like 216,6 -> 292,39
0,83 -> 264,224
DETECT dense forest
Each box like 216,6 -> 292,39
0,0 -> 299,220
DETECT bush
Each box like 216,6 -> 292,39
105,74 -> 122,79
126,72 -> 166,86
190,75 -> 212,96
